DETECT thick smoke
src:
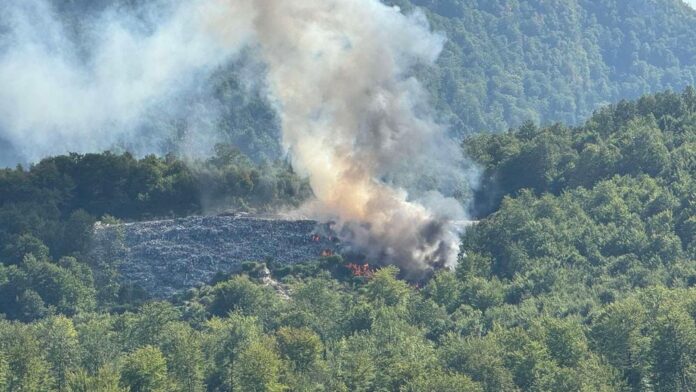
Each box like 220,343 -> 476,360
0,0 -> 473,275
240,0 -> 471,276
0,0 -> 252,165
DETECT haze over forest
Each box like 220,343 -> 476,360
0,1 -> 695,391
3,0 -> 696,166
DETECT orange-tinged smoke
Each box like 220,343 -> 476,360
206,0 -> 473,276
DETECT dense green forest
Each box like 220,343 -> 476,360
392,0 -> 696,133
2,1 -> 696,390
0,88 -> 695,390
0,145 -> 309,262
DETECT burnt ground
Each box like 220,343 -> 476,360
90,215 -> 340,298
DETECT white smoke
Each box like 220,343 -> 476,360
243,0 -> 471,275
0,0 -> 475,275
0,0 -> 252,164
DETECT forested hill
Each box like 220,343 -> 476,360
115,0 -> 696,136
2,0 -> 696,164
389,0 -> 696,133
0,89 -> 695,391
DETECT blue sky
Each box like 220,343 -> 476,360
686,0 -> 696,8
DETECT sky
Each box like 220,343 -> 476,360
686,0 -> 696,9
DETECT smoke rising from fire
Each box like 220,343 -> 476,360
0,0 -> 474,275
242,0 -> 471,275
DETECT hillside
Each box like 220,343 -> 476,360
0,88 -> 694,391
2,0 -> 696,164
91,215 -> 339,298
2,1 -> 696,390
50,0 -> 696,136
392,0 -> 696,133
53,0 -> 696,136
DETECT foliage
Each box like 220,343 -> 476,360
1,84 -> 696,390
120,346 -> 170,392
383,0 -> 696,136
0,147 -> 310,263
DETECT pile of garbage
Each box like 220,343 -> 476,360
91,215 -> 340,298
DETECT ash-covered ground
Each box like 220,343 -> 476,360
90,214 -> 340,298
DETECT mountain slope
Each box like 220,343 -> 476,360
91,215 -> 339,298
0,89 -> 694,391
3,0 -> 696,163
392,0 -> 696,133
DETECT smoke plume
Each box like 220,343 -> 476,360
243,0 -> 470,276
0,0 -> 474,275
0,0 -> 252,165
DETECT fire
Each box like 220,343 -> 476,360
320,249 -> 334,257
346,263 -> 376,279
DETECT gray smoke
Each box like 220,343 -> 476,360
0,0 -> 476,275
241,0 -> 473,276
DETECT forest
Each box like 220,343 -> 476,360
1,0 -> 696,391
0,88 -> 693,391
56,0 -> 696,137
393,0 -> 696,134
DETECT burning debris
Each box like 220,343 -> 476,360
346,263 -> 377,279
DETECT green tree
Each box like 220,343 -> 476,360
208,276 -> 278,321
231,338 -> 286,392
423,270 -> 463,313
541,317 -> 588,368
439,333 -> 516,392
328,334 -> 376,392
651,308 -> 696,392
0,350 -> 7,392
0,320 -> 55,391
58,210 -> 95,257
67,367 -> 124,392
276,327 -> 323,372
3,234 -> 50,264
619,119 -> 670,176
120,346 -> 170,392
286,275 -> 345,340
591,298 -> 650,390
159,322 -> 204,392
126,302 -> 180,348
403,370 -> 483,392
74,313 -> 119,375
203,314 -> 262,391
364,266 -> 411,308
37,316 -> 81,391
